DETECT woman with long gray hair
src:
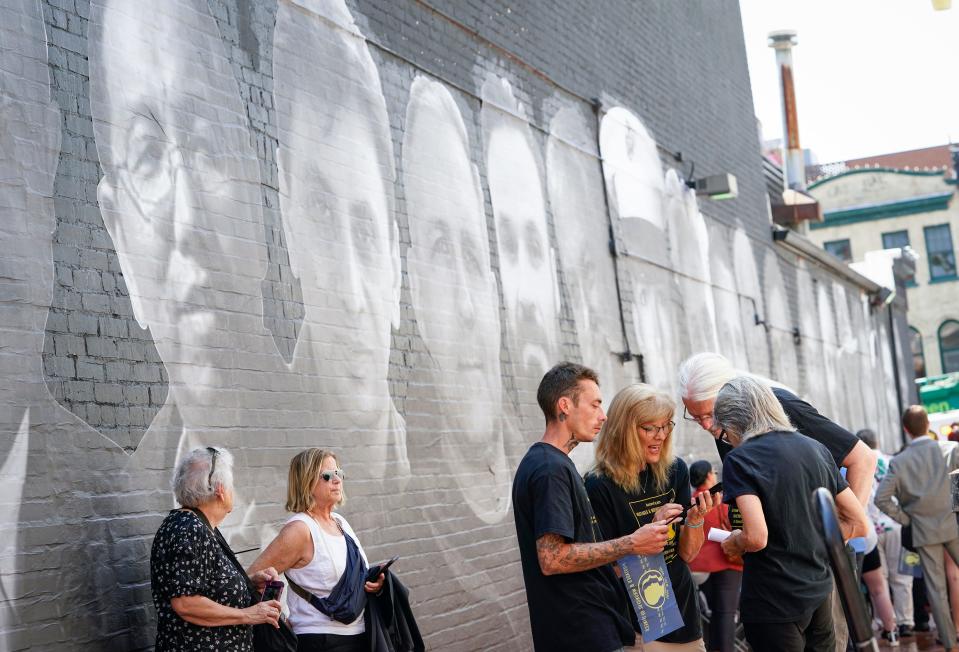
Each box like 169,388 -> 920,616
150,447 -> 282,651
713,377 -> 868,652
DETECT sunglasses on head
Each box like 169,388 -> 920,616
320,469 -> 345,482
206,447 -> 219,490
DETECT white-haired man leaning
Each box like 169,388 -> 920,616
678,353 -> 876,508
679,353 -> 878,652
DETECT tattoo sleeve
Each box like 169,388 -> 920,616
535,532 -> 632,575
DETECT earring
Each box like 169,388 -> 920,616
558,413 -> 566,422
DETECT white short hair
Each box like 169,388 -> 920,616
172,447 -> 234,507
678,352 -> 737,402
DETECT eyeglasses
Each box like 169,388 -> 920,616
207,446 -> 219,490
320,469 -> 346,482
639,421 -> 675,437
719,429 -> 731,444
683,406 -> 713,427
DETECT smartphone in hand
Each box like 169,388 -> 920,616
262,580 -> 284,602
366,556 -> 399,582
709,482 -> 723,495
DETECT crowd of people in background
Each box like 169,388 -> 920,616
513,353 -> 959,652
148,349 -> 959,652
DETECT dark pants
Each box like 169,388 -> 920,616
701,570 -> 742,652
297,632 -> 365,652
743,597 -> 834,652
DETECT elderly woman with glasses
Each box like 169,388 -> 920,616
249,449 -> 384,652
150,447 -> 283,651
585,384 -> 721,652
713,377 -> 869,652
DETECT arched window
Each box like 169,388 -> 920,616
940,320 -> 959,374
910,327 -> 926,379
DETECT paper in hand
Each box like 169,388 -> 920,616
707,528 -> 732,543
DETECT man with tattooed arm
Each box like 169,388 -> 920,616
512,362 -> 672,651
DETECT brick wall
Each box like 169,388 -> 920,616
0,0 -> 904,649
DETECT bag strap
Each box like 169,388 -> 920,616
286,516 -> 365,618
285,572 -> 316,605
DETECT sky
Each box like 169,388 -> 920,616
739,0 -> 959,164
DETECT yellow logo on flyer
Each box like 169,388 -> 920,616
639,569 -> 668,609
666,522 -> 677,543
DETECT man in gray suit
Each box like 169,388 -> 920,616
876,405 -> 959,651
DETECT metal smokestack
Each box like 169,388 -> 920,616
768,30 -> 805,191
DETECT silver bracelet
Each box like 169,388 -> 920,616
684,519 -> 704,529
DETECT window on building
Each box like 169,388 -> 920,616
882,230 -> 909,250
824,239 -> 852,263
882,230 -> 917,286
940,320 -> 959,374
910,327 -> 926,379
924,224 -> 957,281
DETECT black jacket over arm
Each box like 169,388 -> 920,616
366,570 -> 424,652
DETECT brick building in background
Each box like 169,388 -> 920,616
806,145 -> 959,379
0,0 -> 912,649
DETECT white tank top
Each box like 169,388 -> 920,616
285,512 -> 367,635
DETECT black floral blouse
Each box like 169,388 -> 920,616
151,509 -> 253,651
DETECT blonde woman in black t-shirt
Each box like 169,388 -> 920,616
586,383 -> 722,652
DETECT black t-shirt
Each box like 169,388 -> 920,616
722,431 -> 848,623
714,387 -> 858,530
512,442 -> 634,652
585,459 -> 702,644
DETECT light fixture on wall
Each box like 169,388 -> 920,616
932,0 -> 951,10
685,172 -> 739,200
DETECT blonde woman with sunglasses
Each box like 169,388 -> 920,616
250,449 -> 384,651
585,384 -> 722,652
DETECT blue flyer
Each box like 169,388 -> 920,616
619,553 -> 684,642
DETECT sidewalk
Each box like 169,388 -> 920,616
878,630 -> 948,651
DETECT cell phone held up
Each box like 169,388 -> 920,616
261,580 -> 284,602
665,483 -> 723,525
366,555 -> 399,582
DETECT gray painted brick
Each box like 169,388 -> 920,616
67,311 -> 97,335
93,383 -> 123,404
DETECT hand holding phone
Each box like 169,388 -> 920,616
366,555 -> 399,582
665,484 -> 723,526
261,580 -> 284,602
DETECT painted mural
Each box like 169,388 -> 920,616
0,0 -> 904,649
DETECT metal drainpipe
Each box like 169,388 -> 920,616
887,305 -> 906,447
590,98 -> 644,382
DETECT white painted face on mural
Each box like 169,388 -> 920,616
0,0 -> 61,367
403,77 -> 507,521
274,0 -> 400,420
548,106 -> 624,392
0,0 -> 61,634
664,169 -> 718,354
762,252 -> 798,385
404,78 -> 501,420
732,229 -> 770,376
90,0 -> 268,412
486,114 -> 559,382
600,107 -> 665,230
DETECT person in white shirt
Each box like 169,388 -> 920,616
250,449 -> 384,651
